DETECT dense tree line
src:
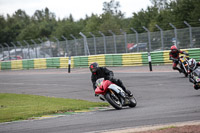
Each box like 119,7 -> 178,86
0,0 -> 200,45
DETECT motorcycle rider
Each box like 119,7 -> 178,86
169,45 -> 188,73
89,62 -> 133,97
188,58 -> 200,90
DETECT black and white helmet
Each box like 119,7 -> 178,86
188,58 -> 197,70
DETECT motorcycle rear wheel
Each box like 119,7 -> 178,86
105,91 -> 122,110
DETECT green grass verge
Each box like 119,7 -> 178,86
0,93 -> 109,123
159,126 -> 177,130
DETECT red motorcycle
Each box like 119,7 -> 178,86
95,78 -> 137,110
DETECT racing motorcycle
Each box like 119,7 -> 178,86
95,78 -> 137,110
179,55 -> 189,77
189,68 -> 200,90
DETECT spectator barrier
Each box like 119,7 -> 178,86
0,48 -> 199,71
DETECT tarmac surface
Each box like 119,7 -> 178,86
0,65 -> 200,133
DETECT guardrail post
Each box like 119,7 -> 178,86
53,37 -> 60,57
143,26 -> 152,71
31,39 -> 38,58
38,38 -> 45,58
17,41 -> 24,59
70,34 -> 78,56
99,31 -> 107,54
4,43 -> 10,60
68,56 -> 71,73
108,30 -> 117,53
0,44 -> 4,58
61,35 -> 71,73
169,23 -> 178,48
130,28 -> 139,52
79,32 -> 90,56
61,35 -> 69,57
120,29 -> 128,53
155,24 -> 164,50
11,42 -> 17,59
89,32 -> 97,55
23,40 -> 30,59
45,37 -> 53,57
184,21 -> 193,48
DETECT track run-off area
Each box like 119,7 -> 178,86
0,65 -> 200,133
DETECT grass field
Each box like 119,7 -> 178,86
0,93 -> 108,123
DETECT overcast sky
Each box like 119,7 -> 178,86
0,0 -> 152,20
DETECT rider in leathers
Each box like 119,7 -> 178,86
89,62 -> 133,97
169,45 -> 188,73
188,58 -> 200,90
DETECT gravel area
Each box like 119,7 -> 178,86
102,121 -> 200,133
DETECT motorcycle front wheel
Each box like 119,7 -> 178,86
105,91 -> 122,110
184,72 -> 188,77
129,96 -> 137,108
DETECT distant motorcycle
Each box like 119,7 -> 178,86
189,68 -> 200,90
95,78 -> 137,110
179,55 -> 189,77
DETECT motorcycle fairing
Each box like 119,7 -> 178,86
95,80 -> 112,95
95,80 -> 126,97
95,87 -> 106,95
108,84 -> 124,94
193,69 -> 200,82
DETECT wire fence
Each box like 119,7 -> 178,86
0,26 -> 200,61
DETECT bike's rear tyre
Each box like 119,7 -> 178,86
105,91 -> 122,110
129,97 -> 137,108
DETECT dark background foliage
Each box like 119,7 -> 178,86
0,0 -> 200,45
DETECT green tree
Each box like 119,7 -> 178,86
169,0 -> 200,27
82,14 -> 101,33
0,15 -> 7,43
129,9 -> 149,33
29,7 -> 57,38
3,10 -> 31,43
150,0 -> 170,10
52,20 -> 82,39
99,13 -> 121,35
103,0 -> 124,18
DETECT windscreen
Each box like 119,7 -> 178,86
95,78 -> 104,87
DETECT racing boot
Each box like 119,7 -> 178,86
177,68 -> 183,73
117,79 -> 133,97
173,67 -> 182,73
125,89 -> 133,98
120,84 -> 133,97
194,84 -> 199,90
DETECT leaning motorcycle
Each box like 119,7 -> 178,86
190,69 -> 200,90
179,55 -> 189,77
95,78 -> 137,110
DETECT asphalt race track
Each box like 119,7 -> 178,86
0,65 -> 200,133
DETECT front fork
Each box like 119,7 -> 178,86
108,89 -> 127,105
180,62 -> 187,73
110,89 -> 130,105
